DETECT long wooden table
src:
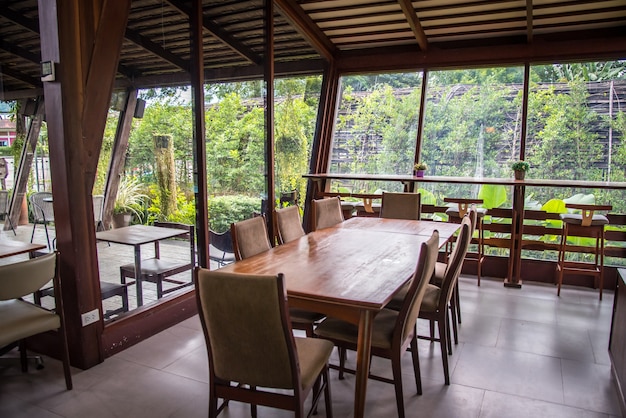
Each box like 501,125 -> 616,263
0,239 -> 46,259
218,217 -> 459,417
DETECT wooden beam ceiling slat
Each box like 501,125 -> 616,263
398,0 -> 428,50
124,26 -> 189,72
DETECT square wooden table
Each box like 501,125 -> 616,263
0,240 -> 46,259
96,225 -> 190,306
218,217 -> 460,417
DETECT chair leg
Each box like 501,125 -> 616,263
338,347 -> 346,380
449,300 -> 459,345
19,340 -> 28,372
438,317 -> 451,385
43,224 -> 51,250
445,311 -> 453,355
556,225 -> 567,297
323,368 -> 333,418
410,335 -> 422,395
391,350 -> 406,418
30,223 -> 37,243
455,281 -> 462,324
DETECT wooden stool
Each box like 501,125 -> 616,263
556,204 -> 612,300
444,198 -> 487,286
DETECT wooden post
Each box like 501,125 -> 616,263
153,134 -> 177,217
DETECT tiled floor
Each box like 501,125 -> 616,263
1,256 -> 623,418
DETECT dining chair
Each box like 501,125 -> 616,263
314,230 -> 439,418
417,216 -> 472,385
29,191 -> 55,249
312,197 -> 344,231
209,229 -> 235,267
275,205 -> 305,244
380,191 -> 421,220
0,252 -> 72,390
194,269 -> 334,418
232,215 -> 324,337
0,190 -> 16,235
556,203 -> 612,300
119,222 -> 195,299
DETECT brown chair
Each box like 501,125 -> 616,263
444,198 -> 486,286
417,216 -> 472,385
314,230 -> 440,418
275,205 -> 305,244
120,222 -> 195,299
232,216 -> 324,337
312,197 -> 344,231
0,252 -> 72,390
380,191 -> 421,220
194,269 -> 333,418
556,203 -> 612,300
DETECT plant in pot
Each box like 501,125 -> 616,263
413,162 -> 428,177
511,160 -> 530,180
112,177 -> 147,228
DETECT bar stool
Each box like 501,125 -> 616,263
444,198 -> 487,286
556,203 -> 612,300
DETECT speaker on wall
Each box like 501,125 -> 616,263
134,99 -> 146,119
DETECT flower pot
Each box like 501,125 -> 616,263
414,169 -> 425,178
112,213 -> 132,228
514,170 -> 525,180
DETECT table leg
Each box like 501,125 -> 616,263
134,245 -> 143,306
354,310 -> 374,418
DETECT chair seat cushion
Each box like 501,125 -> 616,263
418,284 -> 441,312
289,308 -> 325,324
388,261 -> 446,311
294,337 -> 333,390
446,207 -> 487,218
314,308 -> 399,350
120,258 -> 191,276
0,300 -> 60,346
354,202 -> 381,213
559,213 -> 609,225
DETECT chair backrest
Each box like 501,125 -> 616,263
0,190 -> 9,215
0,252 -> 58,300
440,217 -> 472,308
312,197 -> 344,231
275,205 -> 305,244
195,269 -> 300,389
153,221 -> 196,266
396,230 -> 440,343
92,195 -> 104,224
29,192 -> 54,222
209,229 -> 234,253
380,192 -> 421,220
231,216 -> 271,260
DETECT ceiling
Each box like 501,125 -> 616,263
1,0 -> 625,99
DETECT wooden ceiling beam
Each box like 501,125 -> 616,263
0,7 -> 39,33
336,34 -> 626,73
0,66 -> 41,88
0,40 -> 40,64
165,0 -> 262,65
124,27 -> 189,72
274,0 -> 336,62
398,0 -> 428,51
527,0 -> 533,43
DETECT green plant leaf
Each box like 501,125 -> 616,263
478,184 -> 507,209
541,198 -> 567,213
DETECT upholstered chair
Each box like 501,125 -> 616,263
312,197 -> 344,231
380,192 -> 421,220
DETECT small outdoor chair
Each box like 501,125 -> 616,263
0,252 -> 72,390
93,195 -> 105,232
29,191 -> 55,249
209,229 -> 235,267
314,230 -> 439,418
0,190 -> 15,235
312,197 -> 344,231
380,191 -> 421,220
119,222 -> 196,299
195,269 -> 333,417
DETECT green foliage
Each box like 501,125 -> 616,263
478,184 -> 507,209
208,195 -> 261,233
511,161 -> 529,172
114,177 -> 149,221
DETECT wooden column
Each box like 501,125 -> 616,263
38,0 -> 130,368
190,0 -> 209,268
264,0 -> 276,242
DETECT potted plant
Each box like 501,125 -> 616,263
511,160 -> 530,180
112,177 -> 147,228
413,162 -> 428,177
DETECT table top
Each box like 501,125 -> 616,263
0,240 -> 46,258
218,217 -> 458,311
96,224 -> 188,246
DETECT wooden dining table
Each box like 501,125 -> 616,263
218,216 -> 460,417
96,225 -> 190,306
0,239 -> 46,259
